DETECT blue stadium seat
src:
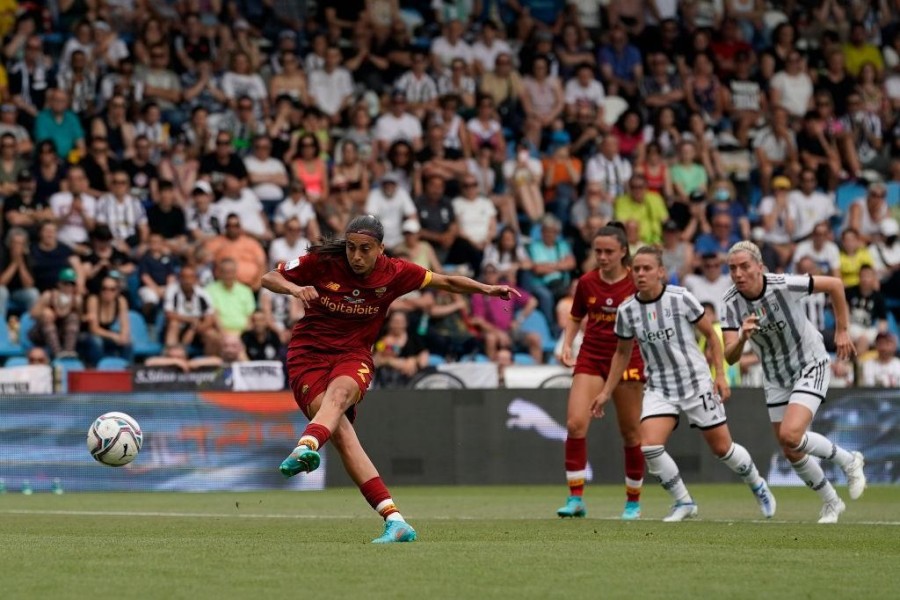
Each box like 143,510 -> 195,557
4,356 -> 28,367
0,320 -> 23,358
888,182 -> 900,208
128,310 -> 163,358
513,353 -> 536,365
427,354 -> 445,367
18,313 -> 35,351
97,356 -> 131,371
462,353 -> 491,363
835,182 -> 867,216
519,311 -> 556,353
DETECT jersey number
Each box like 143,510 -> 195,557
699,392 -> 717,411
622,368 -> 641,382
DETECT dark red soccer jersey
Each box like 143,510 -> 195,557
277,252 -> 431,354
570,270 -> 643,370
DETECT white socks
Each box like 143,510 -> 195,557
719,443 -> 764,487
791,456 -> 839,503
642,445 -> 692,504
792,432 -> 853,468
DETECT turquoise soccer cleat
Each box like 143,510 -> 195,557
372,520 -> 417,544
556,495 -> 587,518
621,500 -> 641,520
278,445 -> 321,478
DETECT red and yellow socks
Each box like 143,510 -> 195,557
624,444 -> 644,502
361,476 -> 404,522
564,437 -> 587,497
297,423 -> 332,451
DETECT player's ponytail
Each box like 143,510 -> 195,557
308,215 -> 386,258
307,237 -> 348,257
596,222 -> 631,266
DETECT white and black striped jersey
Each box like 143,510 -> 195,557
720,274 -> 829,388
615,285 -> 710,398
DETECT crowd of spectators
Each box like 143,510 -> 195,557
2,1 -> 900,388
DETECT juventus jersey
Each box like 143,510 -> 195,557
721,274 -> 830,388
615,285 -> 709,398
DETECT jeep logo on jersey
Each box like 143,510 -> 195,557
757,320 -> 787,334
641,328 -> 676,343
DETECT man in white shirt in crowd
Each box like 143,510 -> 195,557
430,19 -> 472,75
860,332 -> 900,387
268,216 -> 311,270
95,167 -> 149,252
364,171 -> 418,248
273,179 -> 320,239
788,168 -> 835,240
452,173 -> 497,273
50,165 -> 96,251
564,62 -> 605,126
308,46 -> 354,126
471,21 -> 512,75
791,221 -> 841,277
244,134 -> 289,208
683,252 -> 733,317
374,89 -> 424,154
213,173 -> 271,242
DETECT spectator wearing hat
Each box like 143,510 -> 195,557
28,266 -> 83,358
146,180 -> 188,255
365,172 -> 418,249
392,219 -> 443,272
792,221 -> 841,277
471,260 -> 544,364
375,90 -> 424,155
541,130 -> 581,227
0,103 -> 33,155
96,167 -> 149,252
846,181 -> 890,243
3,169 -> 48,240
614,173 -> 669,245
860,332 -> 900,387
0,227 -> 40,324
83,224 -> 135,295
308,46 -> 354,126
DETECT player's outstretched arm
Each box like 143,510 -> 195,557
425,271 -> 521,300
812,275 -> 855,360
260,269 -> 319,307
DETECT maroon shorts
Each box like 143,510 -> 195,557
287,348 -> 374,422
574,354 -> 646,383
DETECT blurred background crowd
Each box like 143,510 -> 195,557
2,0 -> 900,389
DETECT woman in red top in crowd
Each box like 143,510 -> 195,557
557,223 -> 645,520
261,215 -> 517,543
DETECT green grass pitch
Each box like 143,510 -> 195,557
2,485 -> 899,599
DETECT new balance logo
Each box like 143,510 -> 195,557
324,282 -> 341,291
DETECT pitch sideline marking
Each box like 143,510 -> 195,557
1,508 -> 899,526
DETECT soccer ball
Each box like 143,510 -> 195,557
87,412 -> 143,467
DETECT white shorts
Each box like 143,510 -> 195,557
641,380 -> 727,430
764,358 -> 830,422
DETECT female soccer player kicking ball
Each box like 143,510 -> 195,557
591,246 -> 776,522
559,225 -> 646,520
261,215 -> 519,543
721,242 -> 866,524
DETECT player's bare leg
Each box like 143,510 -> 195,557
331,416 -> 417,543
702,424 -> 775,518
640,416 -> 697,522
612,382 -> 644,519
558,373 -> 603,518
280,376 -> 361,477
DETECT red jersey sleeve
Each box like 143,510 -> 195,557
570,278 -> 588,321
277,253 -> 319,285
391,258 -> 432,296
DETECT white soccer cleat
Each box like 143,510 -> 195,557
662,502 -> 698,522
751,480 -> 777,519
844,451 -> 866,500
817,498 -> 846,524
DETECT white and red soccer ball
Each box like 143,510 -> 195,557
87,412 -> 143,467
